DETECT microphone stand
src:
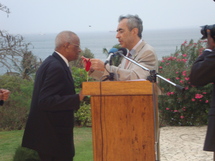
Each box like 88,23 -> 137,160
119,53 -> 184,91
103,57 -> 115,81
119,53 -> 185,161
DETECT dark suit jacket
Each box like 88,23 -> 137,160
0,100 -> 3,106
190,49 -> 215,151
22,52 -> 80,158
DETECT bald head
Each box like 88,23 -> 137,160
54,31 -> 81,62
55,31 -> 78,50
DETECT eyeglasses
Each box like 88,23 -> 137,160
70,43 -> 81,49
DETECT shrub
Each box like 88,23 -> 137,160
158,39 -> 211,126
74,102 -> 91,127
0,75 -> 33,130
102,44 -> 122,66
0,67 -> 93,130
69,48 -> 95,68
13,146 -> 40,161
71,67 -> 93,126
72,67 -> 91,89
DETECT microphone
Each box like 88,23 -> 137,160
104,48 -> 128,65
104,48 -> 118,65
117,48 -> 128,56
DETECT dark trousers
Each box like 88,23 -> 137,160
38,152 -> 73,161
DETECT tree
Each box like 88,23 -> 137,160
69,48 -> 94,68
0,3 -> 10,16
103,44 -> 122,66
0,30 -> 42,80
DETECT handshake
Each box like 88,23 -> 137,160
0,89 -> 10,101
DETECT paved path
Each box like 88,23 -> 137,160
159,126 -> 213,161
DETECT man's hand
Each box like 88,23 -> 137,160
79,90 -> 85,101
90,59 -> 105,71
0,89 -> 10,101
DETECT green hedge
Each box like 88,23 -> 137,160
0,68 -> 92,131
0,75 -> 33,130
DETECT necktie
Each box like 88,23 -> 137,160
125,53 -> 131,68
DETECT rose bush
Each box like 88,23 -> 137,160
158,39 -> 212,126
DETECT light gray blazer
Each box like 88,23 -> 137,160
90,40 -> 158,81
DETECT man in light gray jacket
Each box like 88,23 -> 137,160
83,14 -> 158,81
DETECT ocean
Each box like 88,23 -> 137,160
1,28 -> 202,74
23,27 -> 202,61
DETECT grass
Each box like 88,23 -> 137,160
0,130 -> 23,161
0,127 -> 93,161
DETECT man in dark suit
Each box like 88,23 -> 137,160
0,89 -> 10,106
190,30 -> 215,160
22,31 -> 85,161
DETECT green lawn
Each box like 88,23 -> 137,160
0,127 -> 93,161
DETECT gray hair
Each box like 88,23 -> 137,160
118,14 -> 143,38
55,31 -> 77,49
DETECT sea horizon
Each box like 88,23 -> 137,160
22,27 -> 202,60
0,27 -> 203,75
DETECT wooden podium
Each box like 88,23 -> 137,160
82,80 -> 159,161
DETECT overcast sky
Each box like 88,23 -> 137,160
1,0 -> 215,34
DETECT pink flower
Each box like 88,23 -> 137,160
159,66 -> 163,69
202,92 -> 207,94
182,59 -> 188,63
182,41 -> 187,45
195,94 -> 203,99
205,100 -> 209,103
174,110 -> 178,112
185,77 -> 189,81
182,71 -> 187,76
182,54 -> 187,57
167,56 -> 176,61
167,92 -> 171,96
166,108 -> 170,110
192,98 -> 195,101
167,92 -> 175,96
176,77 -> 180,80
185,87 -> 189,90
180,116 -> 185,119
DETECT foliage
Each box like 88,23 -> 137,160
0,3 -> 10,16
74,103 -> 91,127
71,67 -> 92,125
158,39 -> 211,126
0,64 -> 94,130
0,30 -> 42,80
103,44 -> 122,66
72,67 -> 92,89
0,75 -> 33,130
70,48 -> 94,68
0,70 -> 93,130
13,146 -> 40,161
